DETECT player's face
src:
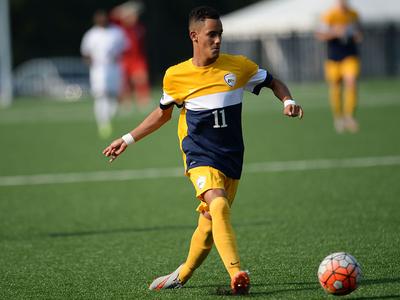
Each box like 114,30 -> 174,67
337,0 -> 348,9
94,12 -> 109,27
123,13 -> 138,26
195,18 -> 223,62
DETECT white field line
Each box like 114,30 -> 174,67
0,155 -> 400,187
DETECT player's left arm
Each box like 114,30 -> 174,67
353,20 -> 363,43
80,33 -> 92,65
81,55 -> 92,65
269,78 -> 304,119
243,57 -> 303,119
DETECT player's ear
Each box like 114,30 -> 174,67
189,31 -> 198,43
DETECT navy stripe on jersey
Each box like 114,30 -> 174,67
252,72 -> 274,95
160,102 -> 174,110
160,102 -> 184,110
182,103 -> 244,179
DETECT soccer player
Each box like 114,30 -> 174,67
102,6 -> 303,295
111,1 -> 151,110
316,0 -> 362,133
81,10 -> 127,139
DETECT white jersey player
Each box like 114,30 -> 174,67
81,10 -> 127,138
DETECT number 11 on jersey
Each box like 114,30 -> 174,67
212,109 -> 228,128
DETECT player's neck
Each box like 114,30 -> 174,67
192,53 -> 218,67
336,4 -> 349,12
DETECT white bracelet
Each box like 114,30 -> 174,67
283,99 -> 296,107
122,133 -> 135,145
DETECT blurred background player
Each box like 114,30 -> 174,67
81,9 -> 126,139
111,1 -> 151,111
316,0 -> 362,133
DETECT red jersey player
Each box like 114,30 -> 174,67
111,1 -> 151,109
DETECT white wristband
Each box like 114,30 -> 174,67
283,99 -> 296,107
122,133 -> 135,145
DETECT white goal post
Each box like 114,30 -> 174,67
0,0 -> 13,107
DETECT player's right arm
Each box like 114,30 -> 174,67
315,12 -> 340,41
102,106 -> 174,162
315,26 -> 339,41
80,31 -> 93,65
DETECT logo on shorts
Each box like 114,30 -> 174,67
196,176 -> 206,190
224,73 -> 237,87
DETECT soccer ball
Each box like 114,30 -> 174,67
317,252 -> 362,295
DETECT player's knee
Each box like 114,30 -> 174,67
199,214 -> 213,234
343,76 -> 357,87
329,79 -> 341,87
203,188 -> 226,205
209,197 -> 230,218
202,211 -> 212,221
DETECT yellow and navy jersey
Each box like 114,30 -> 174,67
321,8 -> 360,61
160,53 -> 273,179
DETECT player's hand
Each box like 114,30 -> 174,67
284,104 -> 304,119
102,138 -> 128,163
332,25 -> 347,38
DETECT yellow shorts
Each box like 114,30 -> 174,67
187,166 -> 239,213
325,56 -> 360,82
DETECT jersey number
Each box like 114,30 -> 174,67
212,109 -> 228,128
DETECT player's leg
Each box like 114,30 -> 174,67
94,95 -> 112,138
148,213 -> 213,290
204,188 -> 250,294
178,212 -> 213,283
164,169 -> 240,285
90,68 -> 109,137
342,56 -> 360,133
117,60 -> 135,111
149,167 -> 217,290
119,74 -> 133,109
325,60 -> 344,133
204,189 -> 240,277
93,65 -> 121,138
343,75 -> 359,132
149,167 -> 248,293
131,66 -> 151,110
191,167 -> 248,294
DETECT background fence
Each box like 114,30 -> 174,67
8,23 -> 400,99
222,23 -> 400,82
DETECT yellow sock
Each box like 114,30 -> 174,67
344,83 -> 357,116
329,82 -> 342,118
179,214 -> 213,283
209,197 -> 240,278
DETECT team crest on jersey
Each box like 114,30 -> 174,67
224,73 -> 237,87
196,176 -> 206,190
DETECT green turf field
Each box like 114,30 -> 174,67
0,78 -> 399,299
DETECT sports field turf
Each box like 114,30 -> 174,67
0,78 -> 399,299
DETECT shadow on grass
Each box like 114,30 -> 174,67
48,224 -> 194,237
264,277 -> 400,287
205,283 -> 319,297
351,296 -> 400,300
349,277 -> 400,300
362,277 -> 400,286
187,278 -> 400,298
184,282 -> 319,297
47,220 -> 268,238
